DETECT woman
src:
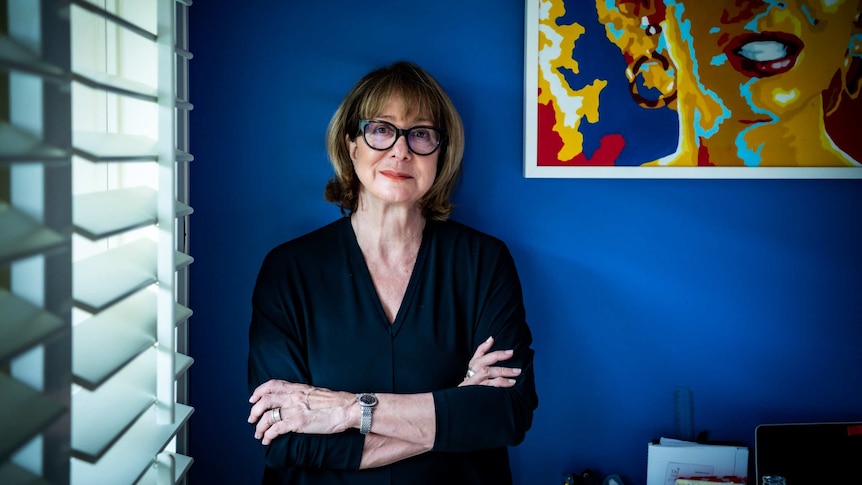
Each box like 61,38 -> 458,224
595,0 -> 862,166
246,61 -> 538,484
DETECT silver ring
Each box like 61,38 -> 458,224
270,407 -> 281,423
465,367 -> 476,379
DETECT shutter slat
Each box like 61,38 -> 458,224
74,186 -> 193,240
175,46 -> 193,60
73,131 -> 193,163
0,122 -> 69,164
177,200 -> 194,217
0,35 -> 65,79
0,462 -> 53,485
72,347 -> 159,462
74,187 -> 157,240
176,149 -> 194,162
70,0 -> 157,41
70,403 -> 193,484
73,131 -> 158,162
73,290 -> 157,390
72,68 -> 158,102
176,250 -> 194,269
0,376 -> 66,463
136,452 -> 193,484
73,238 -> 157,313
0,290 -> 65,363
175,352 -> 194,379
0,202 -> 67,265
73,290 -> 192,389
176,301 -> 193,324
171,452 -> 194,483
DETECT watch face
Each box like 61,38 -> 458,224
358,393 -> 377,406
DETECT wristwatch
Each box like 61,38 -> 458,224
357,393 -> 378,435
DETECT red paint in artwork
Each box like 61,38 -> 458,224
536,95 -> 625,166
697,141 -> 714,167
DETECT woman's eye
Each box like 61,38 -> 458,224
372,124 -> 394,135
412,129 -> 430,139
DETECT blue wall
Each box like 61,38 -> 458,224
187,2 -> 862,484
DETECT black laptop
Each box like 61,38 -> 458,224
755,422 -> 862,484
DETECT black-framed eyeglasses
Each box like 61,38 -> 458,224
359,119 -> 445,156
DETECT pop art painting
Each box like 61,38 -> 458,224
523,0 -> 862,178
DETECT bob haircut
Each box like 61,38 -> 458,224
324,61 -> 465,220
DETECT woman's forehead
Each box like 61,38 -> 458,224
366,94 -> 434,122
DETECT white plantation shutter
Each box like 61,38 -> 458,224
0,0 -> 194,483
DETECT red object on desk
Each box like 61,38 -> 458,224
675,476 -> 747,484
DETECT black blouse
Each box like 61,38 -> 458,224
248,217 -> 538,485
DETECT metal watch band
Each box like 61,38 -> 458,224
360,405 -> 372,435
357,393 -> 377,435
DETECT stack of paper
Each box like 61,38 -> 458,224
647,438 -> 748,485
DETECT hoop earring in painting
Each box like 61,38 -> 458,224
645,23 -> 662,36
627,52 -> 677,109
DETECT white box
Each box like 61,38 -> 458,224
647,438 -> 748,485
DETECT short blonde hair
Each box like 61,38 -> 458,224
324,61 -> 464,220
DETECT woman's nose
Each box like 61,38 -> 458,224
390,133 -> 412,158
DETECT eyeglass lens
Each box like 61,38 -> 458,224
361,120 -> 442,155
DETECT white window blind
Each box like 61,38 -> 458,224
0,0 -> 194,483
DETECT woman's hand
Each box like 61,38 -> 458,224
248,380 -> 355,445
458,336 -> 521,388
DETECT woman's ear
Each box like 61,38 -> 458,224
347,134 -> 358,163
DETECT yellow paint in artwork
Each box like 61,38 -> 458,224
772,89 -> 800,106
538,0 -> 607,161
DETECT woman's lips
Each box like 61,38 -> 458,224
380,170 -> 411,180
725,32 -> 803,78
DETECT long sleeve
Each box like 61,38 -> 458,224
429,241 -> 538,452
248,237 -> 366,471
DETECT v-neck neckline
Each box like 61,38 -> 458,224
343,217 -> 431,336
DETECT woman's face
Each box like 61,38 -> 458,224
348,97 -> 439,211
664,0 -> 859,123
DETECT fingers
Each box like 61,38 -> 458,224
460,363 -> 522,387
248,380 -> 284,424
248,391 -> 283,424
249,378 -> 299,404
460,336 -> 523,387
249,382 -> 349,443
470,364 -> 521,384
248,378 -> 280,404
460,366 -> 521,387
248,380 -> 315,424
479,376 -> 519,388
259,409 -> 297,445
254,406 -> 283,440
261,420 -> 288,445
483,348 -> 515,366
470,336 -> 495,361
466,349 -> 515,379
485,365 -> 522,380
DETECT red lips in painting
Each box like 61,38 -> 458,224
725,32 -> 804,78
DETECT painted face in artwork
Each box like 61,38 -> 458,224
592,0 -> 861,166
665,0 -> 860,126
